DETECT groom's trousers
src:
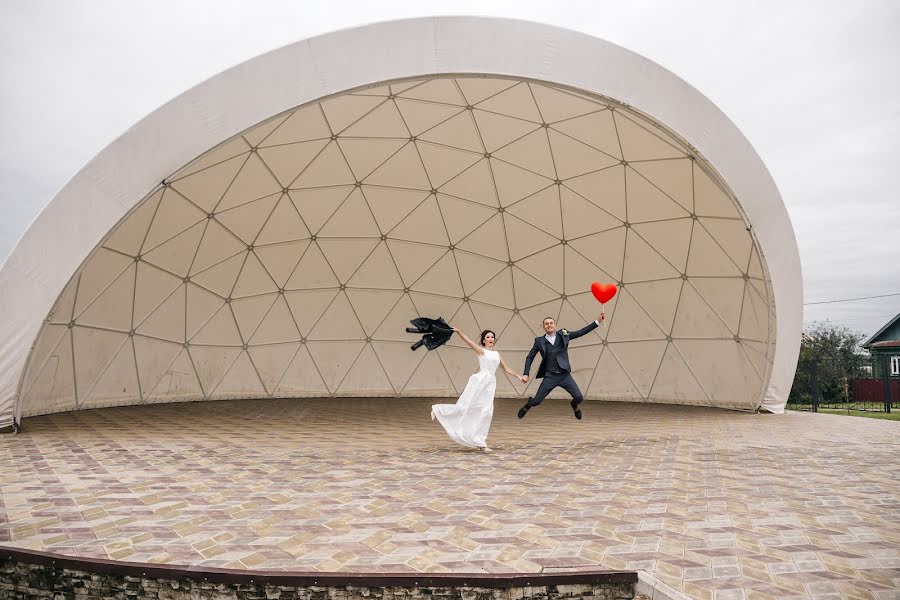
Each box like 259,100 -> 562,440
526,371 -> 584,407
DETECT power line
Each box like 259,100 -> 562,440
804,292 -> 900,306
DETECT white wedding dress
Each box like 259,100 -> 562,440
431,350 -> 499,448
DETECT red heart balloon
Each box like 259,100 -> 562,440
591,282 -> 618,304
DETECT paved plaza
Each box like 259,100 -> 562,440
1,398 -> 899,599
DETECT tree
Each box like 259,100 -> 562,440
790,321 -> 869,406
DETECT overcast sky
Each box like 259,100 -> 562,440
1,0 -> 898,338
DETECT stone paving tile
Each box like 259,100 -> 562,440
1,398 -> 900,600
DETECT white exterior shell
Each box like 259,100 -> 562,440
0,17 -> 802,428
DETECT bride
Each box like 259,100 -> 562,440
431,328 -> 526,452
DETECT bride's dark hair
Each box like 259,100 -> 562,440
479,330 -> 496,346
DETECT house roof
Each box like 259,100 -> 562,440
863,311 -> 900,348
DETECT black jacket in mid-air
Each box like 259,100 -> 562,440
406,317 -> 453,351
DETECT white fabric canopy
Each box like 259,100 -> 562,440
0,17 -> 801,428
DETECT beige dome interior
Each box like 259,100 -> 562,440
19,76 -> 775,416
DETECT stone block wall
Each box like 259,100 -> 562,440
0,547 -> 635,600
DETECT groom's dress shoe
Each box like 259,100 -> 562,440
517,404 -> 531,419
571,400 -> 583,420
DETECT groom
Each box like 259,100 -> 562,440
519,312 -> 605,420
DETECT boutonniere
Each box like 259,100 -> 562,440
561,328 -> 569,336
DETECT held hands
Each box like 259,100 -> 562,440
521,375 -> 529,384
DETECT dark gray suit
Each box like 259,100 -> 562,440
523,321 -> 599,408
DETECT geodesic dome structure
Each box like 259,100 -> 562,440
0,17 -> 801,428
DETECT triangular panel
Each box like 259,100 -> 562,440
346,289 -> 403,336
454,251 -> 507,297
81,340 -> 141,407
388,194 -> 449,245
275,344 -> 329,396
257,139 -> 329,187
215,192 -> 280,245
530,83 -> 603,123
567,227 -> 626,282
504,214 -> 560,262
614,111 -> 686,161
318,189 -> 381,238
472,110 -> 539,153
186,283 -> 226,340
418,110 -> 483,153
560,187 -> 622,240
386,241 -> 446,286
551,110 -> 622,160
141,221 -> 205,277
564,166 -> 626,221
232,251 -> 279,298
133,336 -> 184,400
289,187 -> 353,233
410,252 -> 463,297
260,105 -> 331,146
188,346 -> 242,395
247,342 -> 301,394
623,228 -> 680,282
623,279 -> 683,336
548,129 -> 620,180
255,240 -> 309,288
341,100 -> 409,138
347,242 -> 404,289
190,252 -> 245,297
307,341 -> 367,391
364,143 -> 430,190
254,195 -> 311,246
293,142 -> 356,188
145,348 -> 204,401
456,214 -> 508,262
77,264 -> 135,332
671,282 -> 734,338
284,243 -> 340,290
338,138 -> 407,181
629,158 -> 693,212
470,267 -> 515,308
608,340 -> 668,397
190,219 -> 247,275
215,152 -> 282,212
170,155 -> 246,214
587,347 -> 641,400
650,343 -> 709,403
190,303 -> 243,346
103,190 -> 163,257
318,238 -> 379,283
690,277 -> 747,334
136,284 -> 186,343
625,168 -> 690,223
213,350 -> 266,397
284,288 -> 340,336
230,295 -> 277,342
506,186 -> 561,238
402,350 -> 454,396
395,98 -> 463,137
439,159 -> 498,207
338,344 -> 394,394
631,218 -> 693,274
606,289 -> 668,342
307,292 -> 366,340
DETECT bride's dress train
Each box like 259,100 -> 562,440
431,350 -> 499,448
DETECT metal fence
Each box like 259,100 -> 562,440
788,353 -> 898,412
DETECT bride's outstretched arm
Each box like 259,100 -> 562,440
452,328 -> 485,355
499,355 -> 528,383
